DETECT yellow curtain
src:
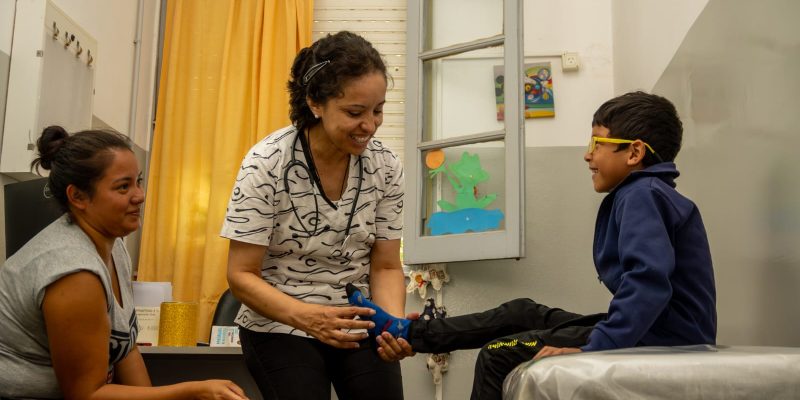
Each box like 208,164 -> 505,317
138,0 -> 313,342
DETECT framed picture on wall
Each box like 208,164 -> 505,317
494,62 -> 555,120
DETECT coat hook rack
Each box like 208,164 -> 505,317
64,31 -> 74,48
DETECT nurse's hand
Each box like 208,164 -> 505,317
296,303 -> 376,349
376,312 -> 419,362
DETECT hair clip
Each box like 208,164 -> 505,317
43,183 -> 53,199
302,60 -> 331,85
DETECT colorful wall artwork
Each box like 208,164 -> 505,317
494,62 -> 555,120
425,150 -> 504,236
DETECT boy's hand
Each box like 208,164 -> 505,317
376,312 -> 420,362
533,346 -> 582,361
377,333 -> 415,362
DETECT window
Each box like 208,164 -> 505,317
403,0 -> 525,264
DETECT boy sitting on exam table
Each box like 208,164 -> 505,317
346,91 -> 717,400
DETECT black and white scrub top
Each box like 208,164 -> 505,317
220,125 -> 404,336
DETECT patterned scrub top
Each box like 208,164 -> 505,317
220,126 -> 404,336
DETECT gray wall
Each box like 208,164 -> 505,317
655,0 -> 800,346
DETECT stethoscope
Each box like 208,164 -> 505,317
284,130 -> 363,240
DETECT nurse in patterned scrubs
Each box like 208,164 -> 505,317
222,31 -> 407,400
0,126 -> 247,399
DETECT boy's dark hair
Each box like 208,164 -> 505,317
288,31 -> 388,134
592,91 -> 683,167
31,125 -> 132,214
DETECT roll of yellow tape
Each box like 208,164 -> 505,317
158,302 -> 198,347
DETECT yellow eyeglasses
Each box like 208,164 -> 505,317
588,137 -> 661,161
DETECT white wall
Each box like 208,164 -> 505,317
41,0 -> 159,148
1,1 -> 19,260
611,0 -> 708,93
130,0 -> 160,151
1,0 -> 158,259
1,0 -> 14,147
0,1 -> 13,53
49,0 -> 139,135
522,0 -> 614,147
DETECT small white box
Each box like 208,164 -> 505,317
210,326 -> 241,347
561,52 -> 580,71
135,306 -> 161,346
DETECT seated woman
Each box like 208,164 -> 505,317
0,126 -> 248,399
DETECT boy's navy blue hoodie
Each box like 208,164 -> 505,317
582,162 -> 717,352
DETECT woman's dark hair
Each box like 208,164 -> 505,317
288,31 -> 388,134
31,125 -> 133,213
592,91 -> 683,167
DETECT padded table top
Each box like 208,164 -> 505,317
503,345 -> 800,400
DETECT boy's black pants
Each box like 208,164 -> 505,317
408,298 -> 605,400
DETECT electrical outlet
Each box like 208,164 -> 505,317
562,52 -> 580,71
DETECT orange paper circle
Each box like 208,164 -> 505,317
426,149 -> 445,169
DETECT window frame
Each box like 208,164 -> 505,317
403,0 -> 525,264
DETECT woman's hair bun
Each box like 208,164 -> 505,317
32,125 -> 69,171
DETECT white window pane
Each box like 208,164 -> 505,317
423,0 -> 503,51
423,46 -> 504,142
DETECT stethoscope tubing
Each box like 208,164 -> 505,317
284,131 -> 363,239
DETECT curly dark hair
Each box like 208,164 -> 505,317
31,125 -> 132,213
287,31 -> 388,134
592,91 -> 683,167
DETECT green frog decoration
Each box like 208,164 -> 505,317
427,151 -> 503,235
429,152 -> 497,211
